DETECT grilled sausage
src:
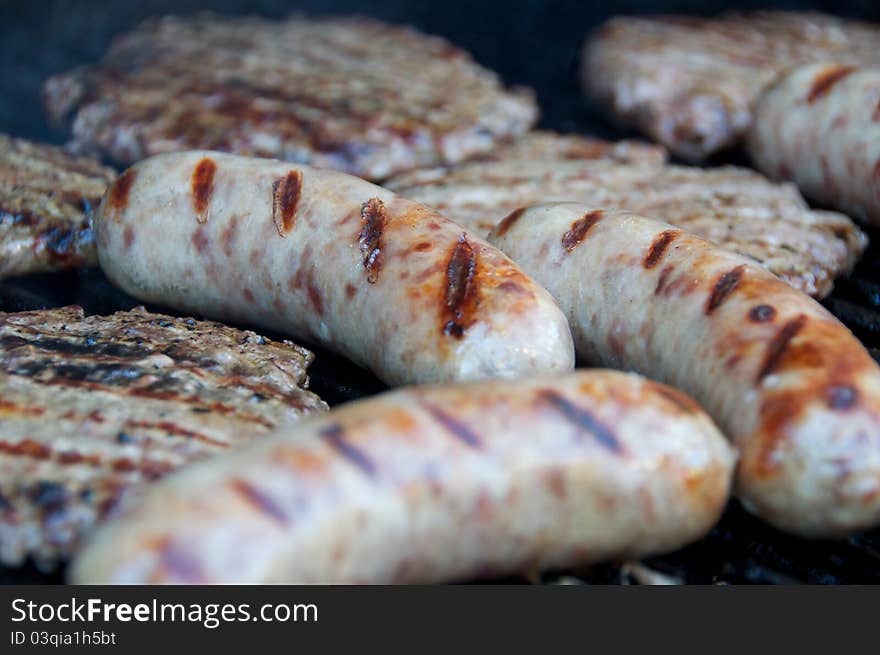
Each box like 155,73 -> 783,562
748,63 -> 880,227
489,203 -> 880,537
94,151 -> 574,386
70,371 -> 734,584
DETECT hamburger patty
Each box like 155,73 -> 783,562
581,11 -> 880,160
385,131 -> 866,298
0,133 -> 115,280
43,13 -> 538,181
0,305 -> 326,570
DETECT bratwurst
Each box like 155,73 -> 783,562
490,203 -> 880,537
95,151 -> 574,386
70,371 -> 734,584
748,63 -> 880,227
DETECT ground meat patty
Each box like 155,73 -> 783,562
0,305 -> 326,570
385,131 -> 866,298
748,63 -> 880,228
42,13 -> 537,181
581,12 -> 880,161
0,133 -> 115,279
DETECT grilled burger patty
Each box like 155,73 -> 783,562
43,13 -> 537,181
0,133 -> 115,280
385,131 -> 866,298
581,11 -> 880,161
0,305 -> 327,570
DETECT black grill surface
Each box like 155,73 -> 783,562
2,0 -> 880,584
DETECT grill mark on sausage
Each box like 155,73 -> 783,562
420,402 -> 482,448
651,384 -> 700,414
826,384 -> 858,410
749,304 -> 777,323
107,168 -> 136,213
706,265 -> 745,314
230,479 -> 289,525
543,468 -> 568,499
305,273 -> 324,316
321,423 -> 375,477
655,265 -> 675,295
443,234 -> 479,338
191,157 -> 217,223
561,210 -> 604,252
807,66 -> 855,103
156,537 -> 203,583
494,207 -> 526,237
756,314 -> 808,382
221,214 -> 240,257
191,225 -> 209,254
271,170 -> 303,237
643,230 -> 678,268
539,389 -> 623,454
123,420 -> 229,448
358,197 -> 387,283
873,98 -> 880,123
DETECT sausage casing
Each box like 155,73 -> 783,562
95,151 -> 574,386
70,370 -> 734,584
749,63 -> 880,226
490,203 -> 880,536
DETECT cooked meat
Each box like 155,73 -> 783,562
385,131 -> 866,298
748,63 -> 880,228
95,150 -> 574,388
0,305 -> 327,570
581,12 -> 880,160
70,371 -> 734,584
490,204 -> 880,537
474,130 -> 668,166
0,133 -> 115,279
43,13 -> 538,181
